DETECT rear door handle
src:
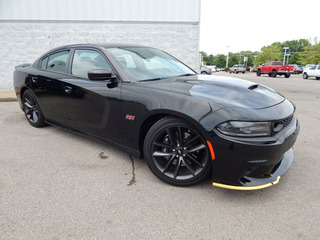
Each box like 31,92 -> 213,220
64,85 -> 72,93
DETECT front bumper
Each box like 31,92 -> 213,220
210,116 -> 299,190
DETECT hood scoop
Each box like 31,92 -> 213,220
248,84 -> 259,90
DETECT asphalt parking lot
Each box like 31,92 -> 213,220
1,72 -> 319,239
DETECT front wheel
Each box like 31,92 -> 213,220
256,69 -> 261,76
271,70 -> 277,78
22,89 -> 45,127
144,117 -> 211,186
303,72 -> 308,79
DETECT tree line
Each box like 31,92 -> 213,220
201,38 -> 320,68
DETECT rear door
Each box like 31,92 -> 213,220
31,50 -> 70,124
62,48 -> 122,139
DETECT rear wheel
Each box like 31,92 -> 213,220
285,73 -> 291,78
271,70 -> 277,78
22,89 -> 45,127
303,72 -> 308,79
256,69 -> 261,76
316,77 -> 320,80
144,117 -> 211,186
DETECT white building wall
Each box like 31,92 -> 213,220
0,0 -> 201,91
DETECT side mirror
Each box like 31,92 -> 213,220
88,69 -> 114,81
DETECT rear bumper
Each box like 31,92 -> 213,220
210,116 -> 299,190
278,70 -> 294,74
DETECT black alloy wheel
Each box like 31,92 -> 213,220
22,89 -> 45,127
257,69 -> 261,76
144,117 -> 211,186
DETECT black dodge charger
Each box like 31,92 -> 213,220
13,44 -> 299,190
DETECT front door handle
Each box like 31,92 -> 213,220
64,86 -> 72,93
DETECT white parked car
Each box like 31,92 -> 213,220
303,64 -> 320,80
206,65 -> 216,72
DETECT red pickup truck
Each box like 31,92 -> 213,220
256,61 -> 294,78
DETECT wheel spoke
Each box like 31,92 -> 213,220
24,101 -> 32,109
185,153 -> 204,168
173,157 -> 182,179
184,135 -> 200,147
154,142 -> 174,149
32,111 -> 38,123
162,155 -> 176,173
166,128 -> 176,146
153,151 -> 175,157
187,143 -> 206,153
178,126 -> 184,144
182,157 -> 195,176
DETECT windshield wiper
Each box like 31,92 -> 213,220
177,73 -> 196,77
137,78 -> 163,82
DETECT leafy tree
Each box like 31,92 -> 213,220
256,42 -> 282,65
299,44 -> 320,65
215,54 -> 226,68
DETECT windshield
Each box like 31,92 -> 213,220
107,47 -> 195,82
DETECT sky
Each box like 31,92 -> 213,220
199,0 -> 320,55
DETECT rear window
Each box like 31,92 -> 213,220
272,62 -> 283,66
46,51 -> 70,73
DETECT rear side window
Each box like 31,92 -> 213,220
40,57 -> 48,69
46,51 -> 70,73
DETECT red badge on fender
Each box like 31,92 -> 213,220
126,114 -> 135,120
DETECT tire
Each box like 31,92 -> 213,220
257,69 -> 261,76
235,71 -> 238,74
268,73 -> 271,77
201,71 -> 206,74
242,71 -> 245,74
22,89 -> 45,127
303,72 -> 308,79
271,70 -> 277,78
144,117 -> 211,186
316,77 -> 320,80
285,73 -> 291,78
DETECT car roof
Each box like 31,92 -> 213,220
56,43 -> 148,49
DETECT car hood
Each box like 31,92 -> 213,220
139,75 -> 285,109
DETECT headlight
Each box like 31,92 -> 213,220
216,121 -> 272,137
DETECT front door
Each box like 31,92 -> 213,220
63,49 -> 122,138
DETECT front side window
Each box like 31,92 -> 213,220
108,47 -> 195,82
47,51 -> 69,73
71,49 -> 112,79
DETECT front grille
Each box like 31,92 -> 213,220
272,115 -> 294,134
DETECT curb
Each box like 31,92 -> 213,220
0,91 -> 17,102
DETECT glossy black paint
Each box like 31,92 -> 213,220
13,44 -> 299,188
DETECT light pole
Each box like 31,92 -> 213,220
253,55 -> 257,67
226,45 -> 230,68
283,47 -> 289,64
